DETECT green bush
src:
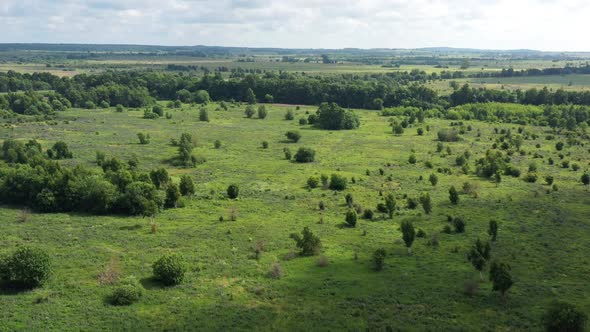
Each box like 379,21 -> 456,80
345,210 -> 357,227
179,175 -> 195,196
290,227 -> 322,256
307,176 -> 319,189
199,108 -> 209,122
152,254 -> 186,286
285,131 -> 301,143
227,184 -> 239,199
294,147 -> 315,163
542,300 -> 587,332
372,248 -> 386,271
0,247 -> 51,288
329,174 -> 347,191
109,277 -> 144,306
257,105 -> 267,119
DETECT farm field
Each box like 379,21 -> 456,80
1,104 -> 589,330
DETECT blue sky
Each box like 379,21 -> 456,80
0,0 -> 588,51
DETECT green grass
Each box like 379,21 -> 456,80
0,103 -> 589,330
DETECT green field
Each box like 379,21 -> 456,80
1,104 -> 589,330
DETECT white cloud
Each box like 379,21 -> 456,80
0,0 -> 588,51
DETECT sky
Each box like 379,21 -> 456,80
0,0 -> 588,51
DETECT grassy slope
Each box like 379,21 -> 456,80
0,104 -> 589,331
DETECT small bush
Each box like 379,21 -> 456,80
453,217 -> 466,233
345,210 -> 357,227
307,176 -> 319,189
227,184 -> 239,199
290,227 -> 322,256
268,262 -> 283,279
152,254 -> 186,286
137,132 -> 150,144
372,248 -> 386,271
109,277 -> 143,306
199,108 -> 209,122
363,209 -> 374,220
285,131 -> 301,143
299,118 -> 308,125
283,147 -> 292,160
257,105 -> 267,119
542,300 -> 587,332
245,105 -> 255,118
261,141 -> 269,149
285,109 -> 295,120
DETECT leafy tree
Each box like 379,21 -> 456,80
199,108 -> 209,122
488,220 -> 498,242
467,238 -> 491,280
257,105 -> 267,119
385,193 -> 396,219
419,193 -> 432,214
116,104 -> 125,112
177,133 -> 195,166
393,124 -> 404,135
165,183 -> 181,208
179,175 -> 195,196
244,105 -> 255,118
429,173 -> 438,186
489,261 -> 513,298
345,209 -> 357,227
449,186 -> 459,205
329,174 -> 347,191
152,254 -> 186,286
227,184 -> 239,199
285,131 -> 301,143
122,181 -> 163,216
193,90 -> 210,104
294,147 -> 315,163
582,173 -> 590,188
372,248 -> 386,271
245,88 -> 256,104
176,89 -> 192,103
316,102 -> 360,130
290,227 -> 322,256
47,141 -> 73,159
542,301 -> 587,332
150,168 -> 170,189
400,220 -> 416,254
264,94 -> 274,103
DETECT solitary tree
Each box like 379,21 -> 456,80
285,131 -> 301,143
385,193 -> 396,219
419,193 -> 432,214
488,220 -> 498,242
345,210 -> 357,227
372,248 -> 386,271
467,238 -> 491,280
429,173 -> 438,186
227,184 -> 239,199
199,108 -> 209,122
400,220 -> 415,254
257,105 -> 268,119
449,186 -> 459,205
489,261 -> 513,299
290,227 -> 322,256
245,105 -> 255,118
245,88 -> 256,104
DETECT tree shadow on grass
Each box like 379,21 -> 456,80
139,276 -> 170,290
0,281 -> 35,295
119,223 -> 143,231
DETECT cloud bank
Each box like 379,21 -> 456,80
0,0 -> 588,51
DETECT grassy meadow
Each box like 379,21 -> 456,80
0,103 -> 589,330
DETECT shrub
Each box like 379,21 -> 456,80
199,108 -> 209,122
417,128 -> 424,135
437,129 -> 459,142
214,140 -> 222,149
143,109 -> 159,119
0,247 -> 51,288
449,186 -> 459,205
416,229 -> 426,238
345,210 -> 357,227
261,141 -> 269,149
523,173 -> 538,183
328,174 -> 347,191
372,248 -> 386,271
542,301 -> 587,332
408,154 -> 417,164
545,175 -> 554,185
453,217 -> 466,233
285,131 -> 301,143
84,101 -> 96,109
227,184 -> 239,199
285,109 -> 295,120
294,147 -> 315,163
268,262 -> 283,279
555,142 -> 564,151
116,104 -> 125,112
283,147 -> 292,160
109,277 -> 144,306
317,255 -> 330,267
179,175 -> 195,196
363,209 -> 374,220
307,176 -> 319,189
165,183 -> 181,208
290,227 -> 322,256
152,105 -> 164,117
429,173 -> 438,186
463,280 -> 479,297
257,105 -> 267,119
137,132 -> 150,144
152,254 -> 186,286
245,105 -> 255,118
392,124 -> 404,135
299,118 -> 308,125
